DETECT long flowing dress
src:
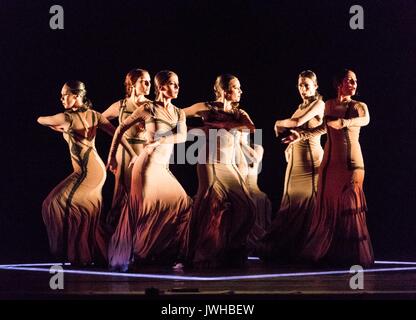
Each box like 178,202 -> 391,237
42,109 -> 109,265
106,99 -> 147,232
108,103 -> 192,270
186,103 -> 257,268
235,135 -> 272,253
258,99 -> 324,262
300,99 -> 374,267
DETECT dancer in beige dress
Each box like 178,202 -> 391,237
295,69 -> 374,267
102,69 -> 151,233
184,74 -> 257,268
107,71 -> 192,270
258,70 -> 324,263
38,81 -> 136,266
236,132 -> 272,253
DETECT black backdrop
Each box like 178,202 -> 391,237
1,0 -> 415,262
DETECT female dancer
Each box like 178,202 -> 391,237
38,81 -> 136,266
107,71 -> 192,270
236,132 -> 272,253
102,69 -> 151,232
258,70 -> 324,262
297,69 -> 374,267
184,74 -> 257,268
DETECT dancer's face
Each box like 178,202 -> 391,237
60,85 -> 80,109
133,73 -> 151,96
224,78 -> 242,102
161,75 -> 179,99
339,71 -> 357,96
298,77 -> 317,99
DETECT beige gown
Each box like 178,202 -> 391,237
186,104 -> 257,268
42,108 -> 109,265
258,99 -> 324,262
300,99 -> 374,267
109,103 -> 192,270
236,134 -> 272,253
106,99 -> 147,232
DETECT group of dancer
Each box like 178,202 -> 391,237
37,68 -> 374,271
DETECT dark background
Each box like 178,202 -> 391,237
0,0 -> 415,262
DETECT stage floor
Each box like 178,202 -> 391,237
1,258 -> 416,300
